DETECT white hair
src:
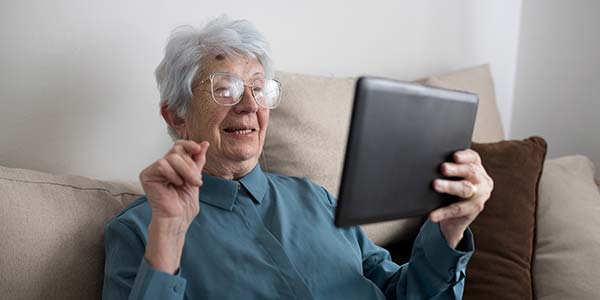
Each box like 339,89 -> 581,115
154,15 -> 274,139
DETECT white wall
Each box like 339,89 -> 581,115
512,0 -> 600,171
0,0 -> 522,180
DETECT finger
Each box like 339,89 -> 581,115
171,140 -> 203,155
453,148 -> 481,164
429,199 -> 483,222
155,158 -> 185,186
433,179 -> 478,199
192,141 -> 210,169
169,142 -> 203,175
165,153 -> 202,186
441,162 -> 481,181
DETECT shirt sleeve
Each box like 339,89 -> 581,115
102,219 -> 187,300
359,219 -> 474,300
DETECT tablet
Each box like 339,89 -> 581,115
334,77 -> 478,227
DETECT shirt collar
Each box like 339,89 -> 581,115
200,164 -> 268,211
239,164 -> 268,204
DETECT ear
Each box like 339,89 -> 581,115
161,102 -> 188,139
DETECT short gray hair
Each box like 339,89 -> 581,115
154,16 -> 274,139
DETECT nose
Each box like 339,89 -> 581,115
234,85 -> 259,114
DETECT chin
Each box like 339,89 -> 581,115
227,147 -> 260,162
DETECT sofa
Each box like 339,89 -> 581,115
1,65 -> 599,299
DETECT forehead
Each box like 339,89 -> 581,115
202,55 -> 264,79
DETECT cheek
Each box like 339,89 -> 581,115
259,110 -> 270,132
188,104 -> 224,138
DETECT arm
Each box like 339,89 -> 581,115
102,219 -> 187,300
363,149 -> 491,299
359,220 -> 473,299
103,140 -> 210,299
320,186 -> 473,299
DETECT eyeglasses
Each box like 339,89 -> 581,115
197,72 -> 282,109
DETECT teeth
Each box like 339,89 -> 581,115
234,129 -> 252,134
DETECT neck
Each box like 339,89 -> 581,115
202,157 -> 257,180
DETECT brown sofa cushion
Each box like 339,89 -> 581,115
534,156 -> 600,299
0,166 -> 142,300
463,137 -> 547,300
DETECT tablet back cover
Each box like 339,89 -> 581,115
335,77 -> 478,227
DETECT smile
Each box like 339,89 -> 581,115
223,127 -> 257,136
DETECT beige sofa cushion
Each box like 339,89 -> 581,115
262,67 -> 505,245
262,71 -> 354,196
422,64 -> 505,143
534,156 -> 600,299
0,166 -> 142,300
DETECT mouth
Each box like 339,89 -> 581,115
223,126 -> 258,136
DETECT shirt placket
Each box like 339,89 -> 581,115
234,183 -> 314,300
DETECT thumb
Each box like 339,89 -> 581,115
192,141 -> 210,169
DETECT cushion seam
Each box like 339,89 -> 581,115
0,176 -> 142,197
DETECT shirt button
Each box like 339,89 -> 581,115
172,283 -> 182,293
237,182 -> 241,190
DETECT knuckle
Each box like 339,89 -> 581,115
155,162 -> 167,175
468,149 -> 480,159
462,181 -> 473,194
467,168 -> 478,179
468,162 -> 478,171
475,200 -> 485,212
453,204 -> 462,215
173,144 -> 183,153
186,168 -> 197,179
166,153 -> 179,162
157,158 -> 169,169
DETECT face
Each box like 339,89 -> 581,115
181,56 -> 269,171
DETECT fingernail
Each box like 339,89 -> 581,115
444,164 -> 452,174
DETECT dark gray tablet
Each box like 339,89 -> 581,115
334,77 -> 478,227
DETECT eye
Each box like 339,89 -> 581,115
252,79 -> 265,95
253,86 -> 264,94
214,87 -> 233,97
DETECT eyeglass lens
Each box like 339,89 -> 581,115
211,73 -> 281,108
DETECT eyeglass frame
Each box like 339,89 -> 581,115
196,72 -> 282,109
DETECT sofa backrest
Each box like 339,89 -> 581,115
0,166 -> 141,299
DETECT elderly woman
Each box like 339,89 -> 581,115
102,16 -> 493,300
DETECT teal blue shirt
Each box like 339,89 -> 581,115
102,164 -> 473,299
